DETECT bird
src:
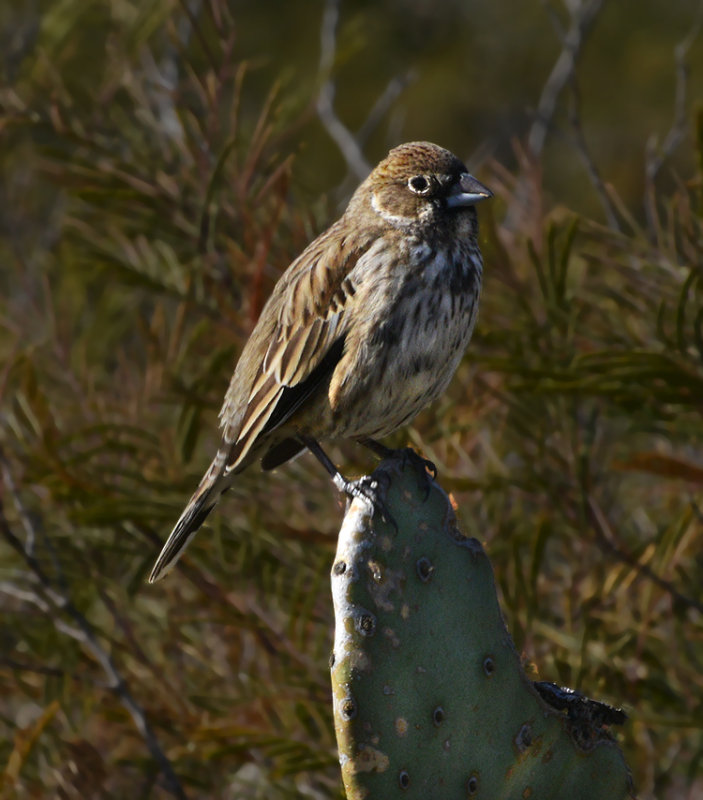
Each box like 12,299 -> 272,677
148,141 -> 492,582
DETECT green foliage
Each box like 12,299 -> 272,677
331,457 -> 632,799
1,2 -> 702,799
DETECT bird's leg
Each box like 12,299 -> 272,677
357,437 -> 437,498
300,436 -> 396,527
356,437 -> 394,460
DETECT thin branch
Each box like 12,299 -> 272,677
586,496 -> 703,615
567,77 -> 621,231
1,455 -> 37,556
644,1 -> 703,233
315,0 -> 414,187
316,0 -> 370,180
645,2 -> 703,184
0,453 -> 188,800
317,0 -> 338,81
175,0 -> 217,75
0,657 -> 105,685
528,0 -> 604,159
505,0 -> 605,232
0,580 -> 51,611
541,0 -> 566,40
356,70 -> 416,147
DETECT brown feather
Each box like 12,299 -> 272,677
149,141 -> 491,581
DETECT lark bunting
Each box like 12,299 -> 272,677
149,141 -> 491,582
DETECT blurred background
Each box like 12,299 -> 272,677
1,0 -> 702,797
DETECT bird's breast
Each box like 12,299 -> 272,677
325,238 -> 482,438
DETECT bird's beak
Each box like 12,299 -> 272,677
445,173 -> 493,207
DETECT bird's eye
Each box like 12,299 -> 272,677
408,175 -> 431,195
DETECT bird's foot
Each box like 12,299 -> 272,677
398,448 -> 436,500
333,473 -> 397,530
398,447 -> 437,481
358,439 -> 436,499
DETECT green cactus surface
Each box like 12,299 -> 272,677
330,454 -> 634,800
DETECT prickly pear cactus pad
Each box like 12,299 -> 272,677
330,455 -> 634,800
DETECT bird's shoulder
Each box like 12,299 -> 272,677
218,213 -> 382,440
266,215 -> 382,333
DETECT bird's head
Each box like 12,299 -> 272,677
350,141 -> 492,233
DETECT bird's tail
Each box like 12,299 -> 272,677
148,457 -> 225,583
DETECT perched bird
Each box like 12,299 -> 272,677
149,141 -> 491,582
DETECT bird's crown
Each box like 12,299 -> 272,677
374,141 -> 467,182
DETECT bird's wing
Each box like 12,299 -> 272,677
220,222 -> 368,471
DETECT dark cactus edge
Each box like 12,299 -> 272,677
330,455 -> 635,799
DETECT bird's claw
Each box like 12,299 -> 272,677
337,474 -> 397,530
358,439 -> 437,499
397,447 -> 437,500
